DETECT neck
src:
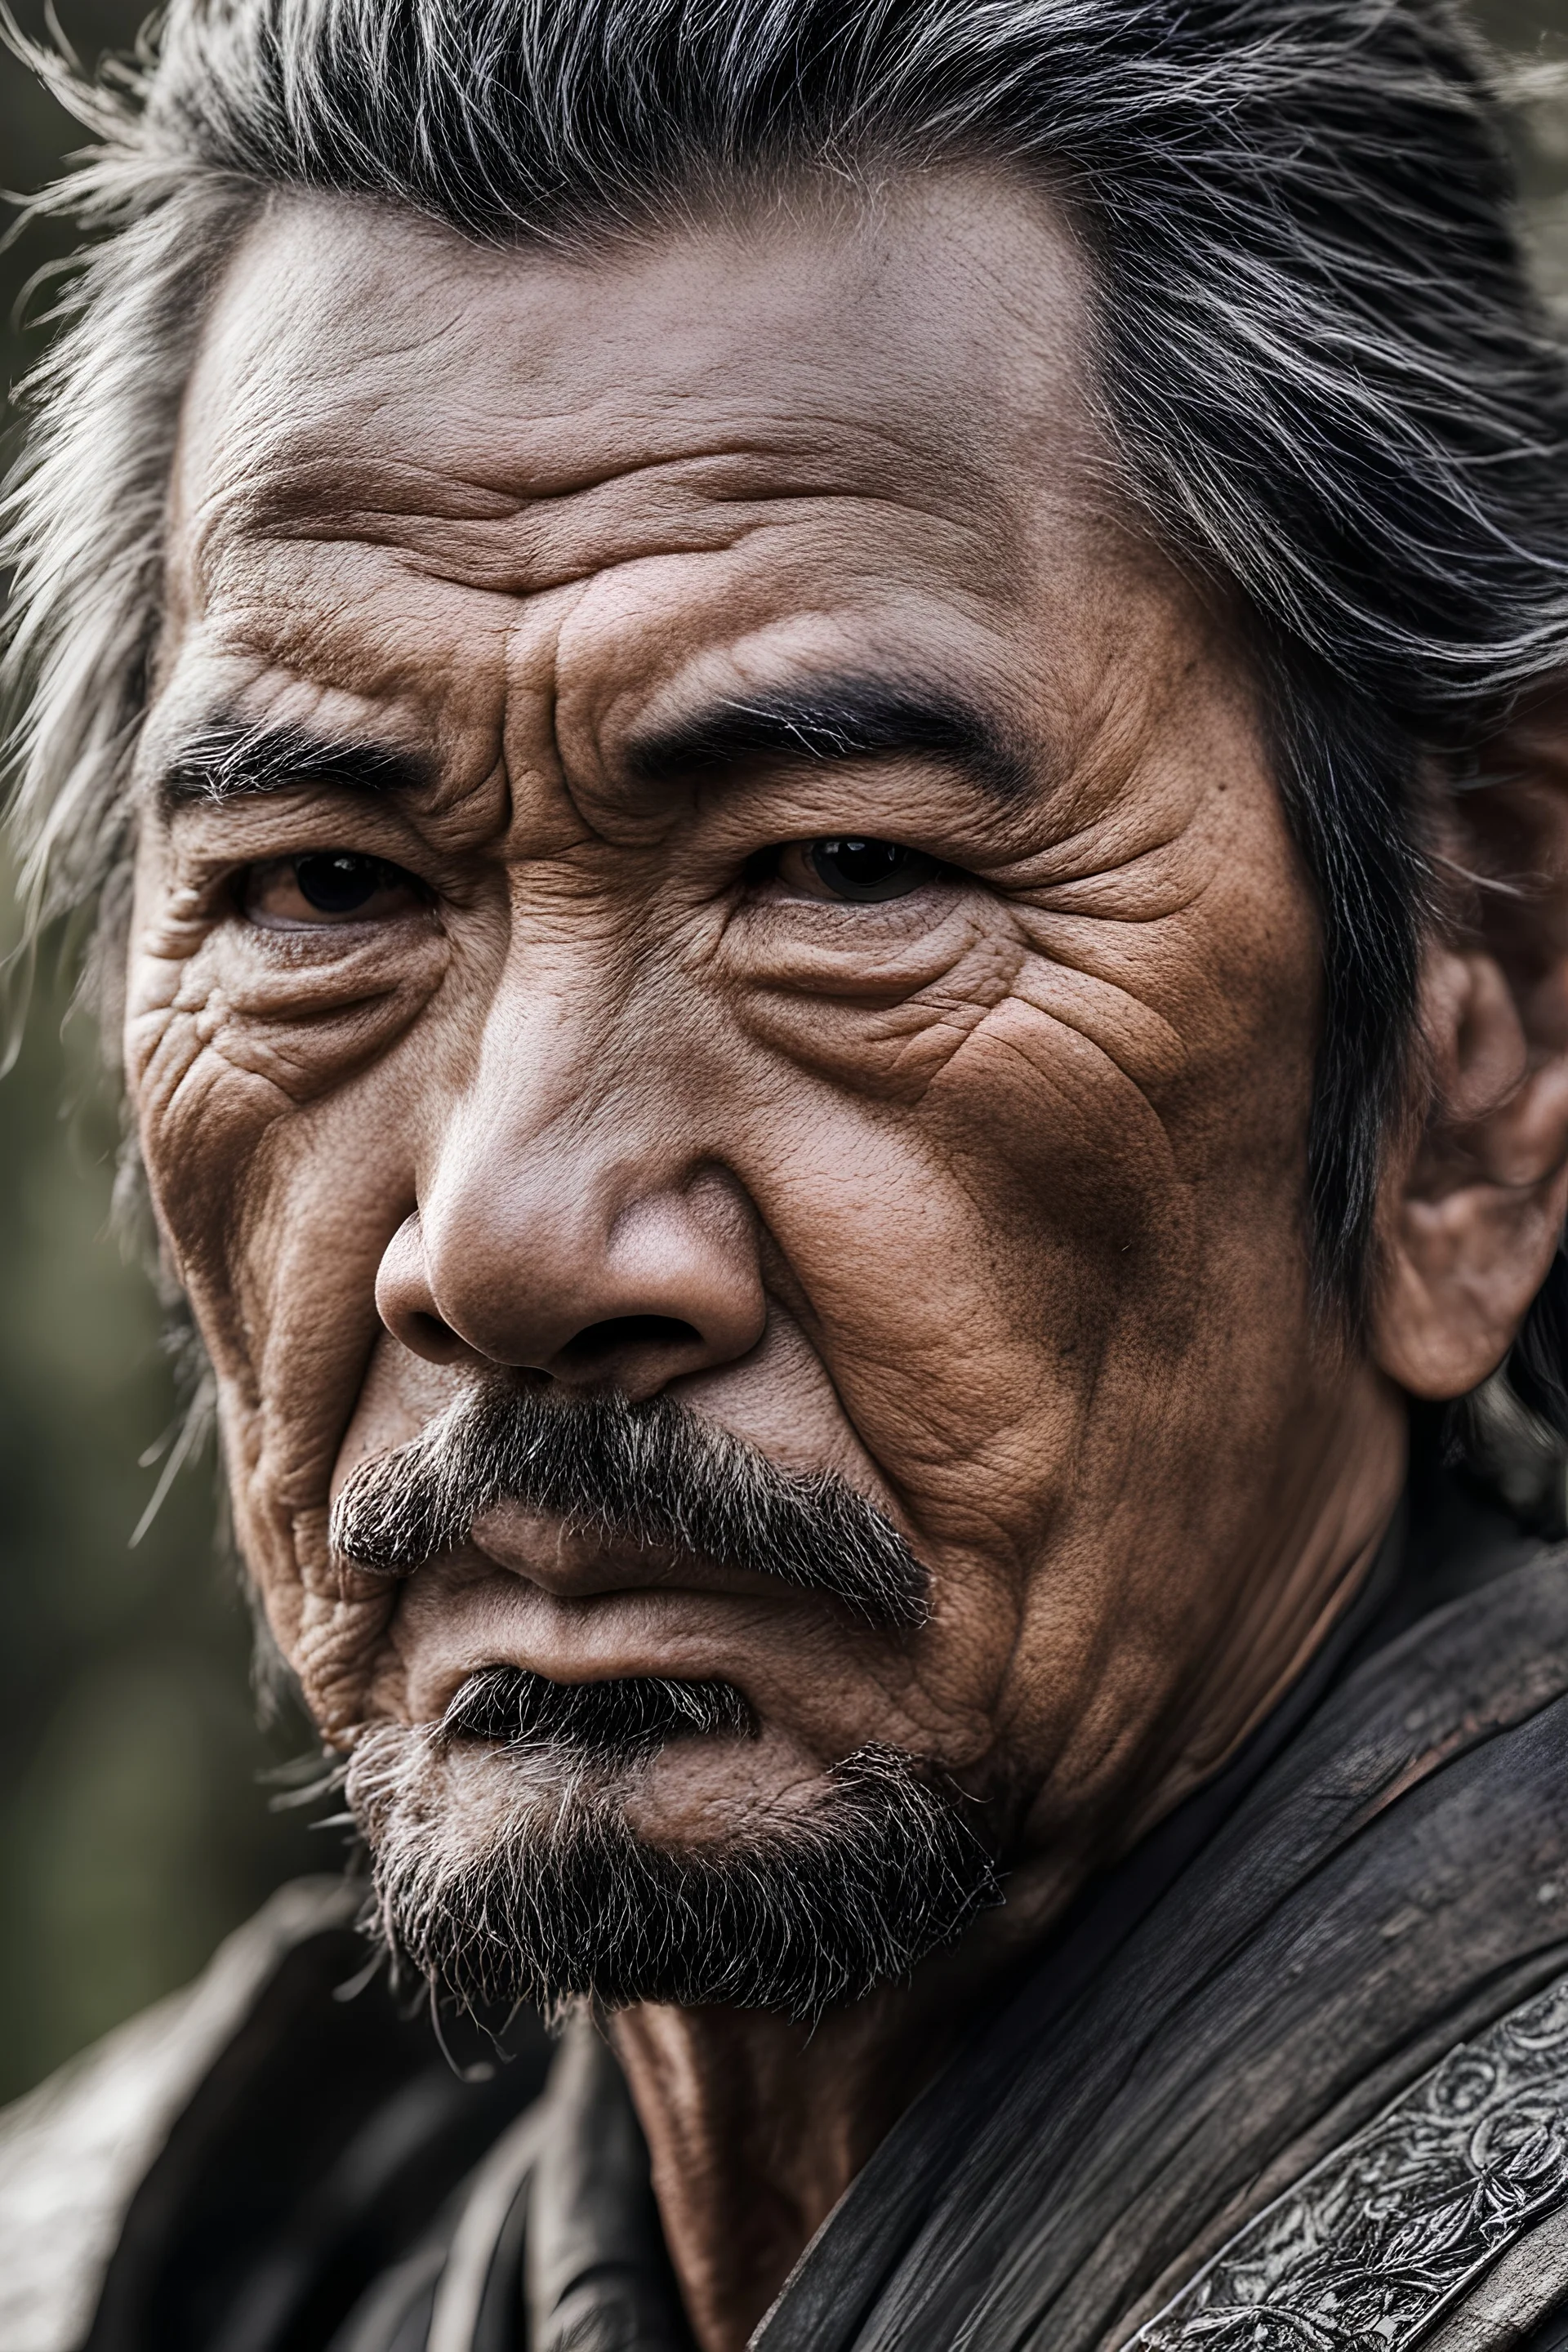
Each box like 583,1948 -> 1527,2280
608,1811 -> 1217,2350
606,1938 -> 1018,2352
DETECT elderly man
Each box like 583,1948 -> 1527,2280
6,0 -> 1568,2344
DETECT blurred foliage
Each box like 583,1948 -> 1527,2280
0,951 -> 321,2108
2,0 -> 1568,2107
0,7 -> 322,2108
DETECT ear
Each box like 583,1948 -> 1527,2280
1373,702 -> 1568,1401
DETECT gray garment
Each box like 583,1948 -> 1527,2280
0,1878 -> 363,2352
350,1961 -> 1568,2352
324,2021 -> 689,2352
760,1539 -> 1568,2351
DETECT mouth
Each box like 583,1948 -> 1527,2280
439,1661 -> 756,1763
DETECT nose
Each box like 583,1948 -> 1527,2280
376,1160 -> 767,1401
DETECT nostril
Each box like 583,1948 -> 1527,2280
556,1314 -> 701,1377
408,1307 -> 464,1358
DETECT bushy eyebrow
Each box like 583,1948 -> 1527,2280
155,717 -> 433,810
626,679 -> 1033,804
157,683 -> 1028,817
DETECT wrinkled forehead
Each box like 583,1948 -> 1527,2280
173,169 -> 1101,509
157,172 -> 1140,781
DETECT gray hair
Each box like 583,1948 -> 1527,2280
346,1709 -> 1000,2022
329,1378 -> 931,1628
5,0 -> 1568,1437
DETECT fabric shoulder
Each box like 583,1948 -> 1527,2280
761,1538 -> 1568,2352
0,1876 -> 360,2352
1127,1964 -> 1568,2350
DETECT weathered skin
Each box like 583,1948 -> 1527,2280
124,172 -> 1568,2349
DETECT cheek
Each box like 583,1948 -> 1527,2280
127,921 -> 453,1409
128,905 -> 451,1137
737,906 -> 1319,1655
726,923 -> 1192,1469
742,977 -> 1195,1520
124,920 -> 465,1733
191,1102 -> 423,1732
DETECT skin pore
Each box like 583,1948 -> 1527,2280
123,171 -> 1568,2350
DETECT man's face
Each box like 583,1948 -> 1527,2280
127,171 -> 1400,1997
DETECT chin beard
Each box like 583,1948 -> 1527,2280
343,1667 -> 1001,2025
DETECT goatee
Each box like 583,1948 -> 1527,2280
345,1664 -> 1000,2024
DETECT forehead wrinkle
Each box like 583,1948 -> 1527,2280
164,180 -> 1126,859
171,480 -> 1027,829
180,209 -> 1021,482
175,235 -> 1057,606
184,430 -> 1019,620
212,412 -> 997,518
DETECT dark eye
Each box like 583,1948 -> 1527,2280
777,837 -> 942,903
298,853 -> 387,911
241,852 -> 422,929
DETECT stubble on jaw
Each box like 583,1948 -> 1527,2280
345,1686 -> 1000,2025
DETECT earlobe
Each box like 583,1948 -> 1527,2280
1374,942 -> 1568,1401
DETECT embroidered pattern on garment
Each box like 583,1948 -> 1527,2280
1133,1969 -> 1568,2350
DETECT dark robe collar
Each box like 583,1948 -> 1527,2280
756,1490 -> 1568,2349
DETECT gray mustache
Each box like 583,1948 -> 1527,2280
329,1382 -> 929,1631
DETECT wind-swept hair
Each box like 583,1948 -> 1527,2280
4,0 -> 1568,1442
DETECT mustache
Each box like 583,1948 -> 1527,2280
441,1663 -> 754,1762
330,1381 -> 929,1630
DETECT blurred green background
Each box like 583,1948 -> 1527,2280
3,0 -> 1568,2108
0,5 -> 326,2110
